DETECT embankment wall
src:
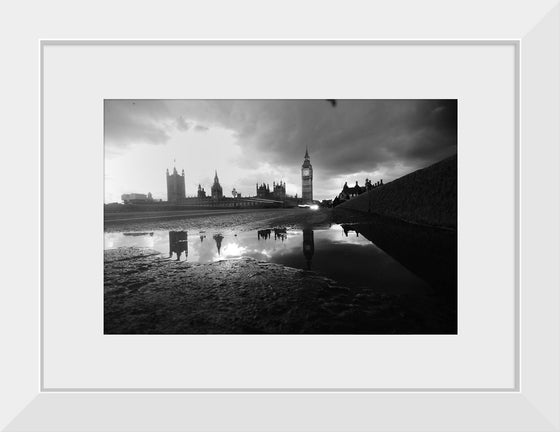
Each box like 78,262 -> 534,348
338,155 -> 457,229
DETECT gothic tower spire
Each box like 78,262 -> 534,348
211,169 -> 223,199
301,147 -> 313,202
166,164 -> 186,203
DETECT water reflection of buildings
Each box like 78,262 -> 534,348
342,225 -> 359,237
274,228 -> 287,242
302,228 -> 314,270
169,231 -> 188,261
257,229 -> 272,240
258,228 -> 288,242
213,234 -> 224,255
256,227 -> 312,267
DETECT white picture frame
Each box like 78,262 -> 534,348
2,1 -> 559,430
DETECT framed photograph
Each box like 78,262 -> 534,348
2,1 -> 559,431
103,98 -> 458,336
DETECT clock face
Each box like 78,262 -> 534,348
302,168 -> 310,176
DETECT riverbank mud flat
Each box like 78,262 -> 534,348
104,207 -> 456,334
104,207 -> 333,233
104,247 -> 456,334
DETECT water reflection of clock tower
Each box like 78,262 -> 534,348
301,147 -> 313,202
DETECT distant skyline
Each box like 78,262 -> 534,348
104,99 -> 457,203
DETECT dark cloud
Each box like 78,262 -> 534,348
228,100 -> 456,180
104,100 -> 172,148
105,99 -> 457,199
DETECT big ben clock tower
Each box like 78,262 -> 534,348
301,147 -> 313,202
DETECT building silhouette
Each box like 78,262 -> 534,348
166,166 -> 186,203
332,178 -> 383,207
272,181 -> 286,199
159,166 -> 292,208
211,170 -> 223,199
301,148 -> 313,202
256,183 -> 270,198
121,192 -> 154,204
256,181 -> 286,200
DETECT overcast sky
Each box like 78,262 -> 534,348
104,99 -> 457,203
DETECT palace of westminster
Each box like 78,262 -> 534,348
161,148 -> 314,207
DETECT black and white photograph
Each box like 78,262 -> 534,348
104,99 -> 457,334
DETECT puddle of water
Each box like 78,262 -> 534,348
104,224 -> 432,295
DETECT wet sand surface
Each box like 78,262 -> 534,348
105,207 -> 332,233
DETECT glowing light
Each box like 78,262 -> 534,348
220,242 -> 248,259
309,204 -> 319,210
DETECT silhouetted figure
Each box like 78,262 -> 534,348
213,234 -> 224,255
326,99 -> 337,107
302,228 -> 315,270
169,231 -> 188,261
258,229 -> 272,240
